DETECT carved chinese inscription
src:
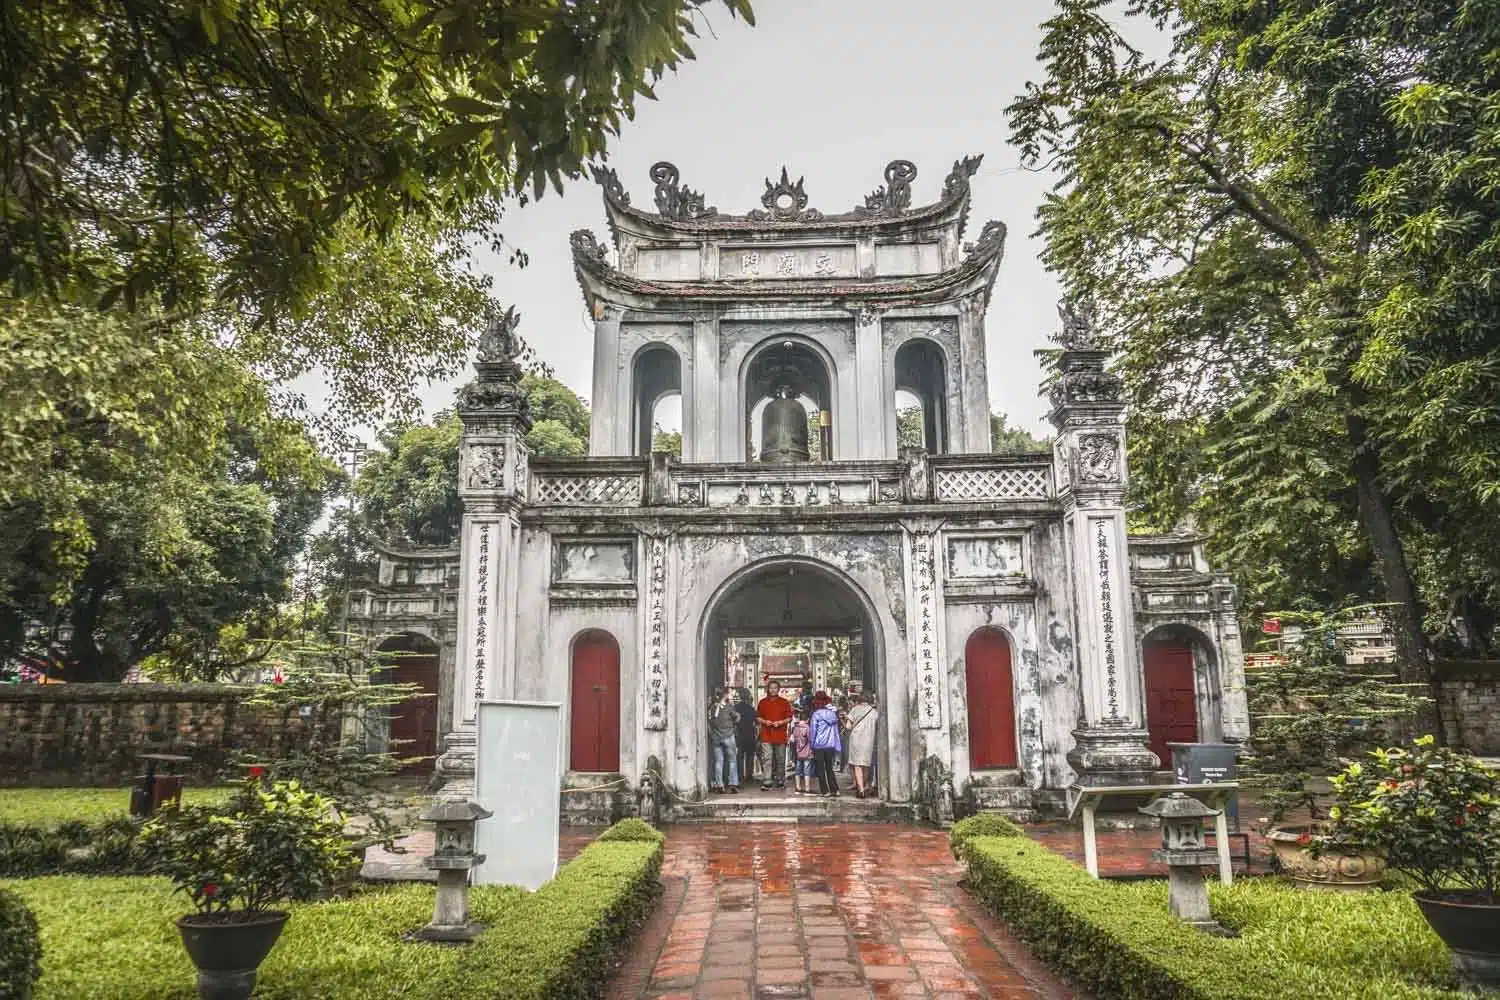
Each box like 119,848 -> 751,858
913,533 -> 942,730
741,252 -> 761,278
643,538 -> 669,730
1095,520 -> 1120,718
473,524 -> 491,701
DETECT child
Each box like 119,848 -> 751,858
791,707 -> 815,795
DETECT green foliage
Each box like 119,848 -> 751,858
948,812 -> 1023,858
140,779 -> 356,914
231,641 -> 427,849
1243,610 -> 1429,822
522,375 -> 591,454
438,838 -> 663,1000
0,887 -> 41,1000
959,835 -> 1460,999
1,0 -> 754,324
650,427 -> 682,457
1324,737 -> 1500,899
1007,0 -> 1500,667
989,413 -> 1050,454
0,788 -> 228,828
595,818 -> 665,843
0,818 -> 147,879
1,822 -> 662,999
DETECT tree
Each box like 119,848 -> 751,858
0,426 -> 328,681
990,412 -> 1050,454
652,427 -> 683,457
1007,1 -> 1500,694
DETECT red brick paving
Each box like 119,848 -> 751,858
607,825 -> 1076,1000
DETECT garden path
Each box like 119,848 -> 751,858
606,824 -> 1077,1000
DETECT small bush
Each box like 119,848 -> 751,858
949,812 -> 1023,858
960,836 -> 1460,1000
0,818 -> 148,878
0,887 -> 41,1000
596,818 -> 665,843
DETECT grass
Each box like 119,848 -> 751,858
1,876 -> 525,1000
0,788 -> 231,827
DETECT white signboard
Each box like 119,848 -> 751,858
474,700 -> 562,890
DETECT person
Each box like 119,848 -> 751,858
845,691 -> 879,798
790,707 -> 815,795
794,679 -> 814,717
835,695 -> 850,771
810,691 -> 842,797
708,686 -> 739,793
733,689 -> 757,788
755,680 -> 792,790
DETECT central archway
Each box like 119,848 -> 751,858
698,557 -> 885,798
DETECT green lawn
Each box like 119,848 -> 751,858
3,876 -> 526,1000
0,788 -> 232,827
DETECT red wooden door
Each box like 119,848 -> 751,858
389,652 -> 440,772
1144,641 -> 1199,765
570,632 -> 621,772
965,628 -> 1018,769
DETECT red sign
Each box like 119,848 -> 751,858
1261,618 -> 1281,634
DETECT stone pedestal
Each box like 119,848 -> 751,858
1048,300 -> 1158,785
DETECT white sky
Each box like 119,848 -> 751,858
415,0 -> 1084,440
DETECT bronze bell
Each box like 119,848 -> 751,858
760,388 -> 809,463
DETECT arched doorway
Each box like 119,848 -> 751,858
699,559 -> 882,797
964,628 -> 1017,769
570,630 -> 621,773
893,338 -> 948,454
743,339 -> 834,461
1143,630 -> 1201,764
376,633 -> 441,772
632,345 -> 682,457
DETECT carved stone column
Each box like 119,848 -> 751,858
436,307 -> 533,799
1047,300 -> 1158,786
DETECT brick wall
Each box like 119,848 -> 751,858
1438,665 -> 1500,755
0,684 -> 315,786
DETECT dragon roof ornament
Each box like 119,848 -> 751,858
650,161 -> 717,220
856,160 -> 917,217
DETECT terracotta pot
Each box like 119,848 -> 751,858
175,910 -> 289,1000
1265,826 -> 1386,890
1414,890 -> 1500,991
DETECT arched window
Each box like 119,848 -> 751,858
894,339 -> 948,454
631,346 -> 682,457
744,340 -> 833,461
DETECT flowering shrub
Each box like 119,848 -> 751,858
140,777 -> 357,914
1322,736 -> 1499,900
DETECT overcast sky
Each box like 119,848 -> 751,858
420,0 -> 1079,440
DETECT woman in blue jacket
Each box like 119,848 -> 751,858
809,693 -> 842,797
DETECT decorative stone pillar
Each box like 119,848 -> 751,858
436,307 -> 533,800
1047,299 -> 1159,785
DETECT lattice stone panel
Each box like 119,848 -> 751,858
933,466 -> 1050,502
530,474 -> 643,506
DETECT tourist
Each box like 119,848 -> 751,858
733,689 -> 757,788
845,692 -> 878,798
795,679 -> 814,717
708,686 -> 739,793
755,680 -> 792,790
790,707 -> 815,795
810,692 -> 842,797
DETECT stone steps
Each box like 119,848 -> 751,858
666,794 -> 920,824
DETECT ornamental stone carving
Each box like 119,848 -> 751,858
857,159 -> 917,216
1078,434 -> 1120,484
465,445 -> 506,490
963,219 -> 1007,257
569,229 -> 608,262
749,167 -> 824,222
476,306 -> 521,364
941,154 -> 984,200
1057,297 -> 1103,351
589,163 -> 630,207
650,161 -> 717,220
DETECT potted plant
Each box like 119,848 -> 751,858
1322,737 -> 1500,990
141,776 -> 356,1000
1242,609 -> 1426,889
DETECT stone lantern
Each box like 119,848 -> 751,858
414,800 -> 492,942
1138,793 -> 1227,933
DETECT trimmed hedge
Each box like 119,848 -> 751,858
948,811 -> 1023,857
0,818 -> 148,878
959,835 -> 1461,1000
0,888 -> 41,1000
3,818 -> 665,1000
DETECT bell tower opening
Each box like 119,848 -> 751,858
701,560 -> 882,799
632,344 -> 682,456
745,340 -> 832,461
894,339 -> 948,454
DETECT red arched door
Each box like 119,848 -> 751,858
1143,639 -> 1199,764
570,632 -> 621,772
965,628 -> 1017,769
386,643 -> 440,772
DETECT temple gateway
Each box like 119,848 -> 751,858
350,157 -> 1250,822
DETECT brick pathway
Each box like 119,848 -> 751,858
608,824 -> 1076,1000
